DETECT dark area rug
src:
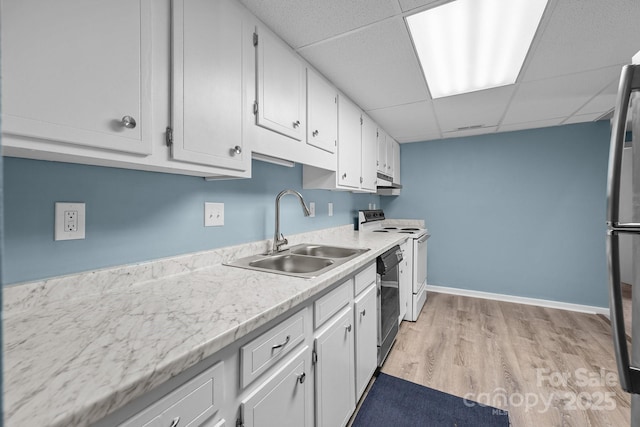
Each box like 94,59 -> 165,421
352,373 -> 510,427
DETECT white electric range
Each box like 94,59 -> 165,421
358,210 -> 430,322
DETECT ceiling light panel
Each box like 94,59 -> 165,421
406,0 -> 548,99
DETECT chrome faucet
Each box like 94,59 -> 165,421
272,189 -> 311,254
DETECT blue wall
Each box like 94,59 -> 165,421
381,122 -> 611,308
3,158 -> 378,284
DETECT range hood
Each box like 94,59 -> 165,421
377,172 -> 402,196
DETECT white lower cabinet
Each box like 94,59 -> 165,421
314,307 -> 355,427
399,240 -> 412,322
354,284 -> 378,400
240,347 -> 311,427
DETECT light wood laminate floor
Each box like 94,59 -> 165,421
380,292 -> 631,427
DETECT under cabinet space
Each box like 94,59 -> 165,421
240,309 -> 307,388
170,0 -> 250,173
1,0 -> 152,155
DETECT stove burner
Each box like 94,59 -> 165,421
399,231 -> 415,234
383,227 -> 398,230
373,230 -> 389,233
401,228 -> 420,231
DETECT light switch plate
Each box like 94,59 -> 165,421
205,202 -> 224,226
328,202 -> 333,217
309,202 -> 315,217
55,202 -> 86,241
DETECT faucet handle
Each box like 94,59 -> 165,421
280,233 -> 288,244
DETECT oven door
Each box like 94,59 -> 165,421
412,234 -> 428,293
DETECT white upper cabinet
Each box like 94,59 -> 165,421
337,96 -> 362,189
170,0 -> 250,172
386,136 -> 395,178
1,0 -> 152,155
393,140 -> 401,184
360,115 -> 378,192
306,69 -> 337,154
377,129 -> 388,174
255,27 -> 306,141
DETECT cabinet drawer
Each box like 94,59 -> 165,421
314,279 -> 352,329
354,263 -> 376,296
241,309 -> 306,388
120,361 -> 224,427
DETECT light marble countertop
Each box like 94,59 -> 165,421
3,225 -> 409,427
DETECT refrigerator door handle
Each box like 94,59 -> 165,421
607,229 -> 640,393
606,64 -> 640,227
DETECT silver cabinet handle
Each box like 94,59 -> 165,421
342,173 -> 347,179
360,309 -> 366,317
169,416 -> 181,427
297,372 -> 306,384
360,177 -> 363,184
231,145 -> 242,155
345,324 -> 352,332
293,120 -> 301,128
121,116 -> 137,129
272,335 -> 290,350
312,130 -> 319,137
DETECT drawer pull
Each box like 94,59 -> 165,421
297,372 -> 306,384
345,324 -> 352,332
169,416 -> 180,427
121,115 -> 137,129
272,335 -> 290,350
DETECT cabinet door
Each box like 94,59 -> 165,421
360,115 -> 378,192
337,97 -> 362,189
241,348 -> 311,427
1,0 -> 152,155
393,140 -> 401,184
256,27 -> 306,141
377,129 -> 387,174
354,285 -> 378,400
171,0 -> 249,171
307,69 -> 337,153
386,137 -> 395,178
315,308 -> 355,427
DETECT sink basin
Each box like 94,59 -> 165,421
290,245 -> 360,258
249,254 -> 334,274
224,243 -> 370,278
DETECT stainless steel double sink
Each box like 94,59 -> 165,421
225,244 -> 370,278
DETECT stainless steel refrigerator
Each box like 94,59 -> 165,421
607,61 -> 640,426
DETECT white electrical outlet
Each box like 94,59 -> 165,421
328,202 -> 333,217
205,202 -> 224,227
55,202 -> 86,241
309,202 -> 315,217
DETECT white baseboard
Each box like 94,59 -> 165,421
425,284 -> 610,316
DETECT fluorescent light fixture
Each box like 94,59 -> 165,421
406,0 -> 548,99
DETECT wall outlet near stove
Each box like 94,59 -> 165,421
55,202 -> 86,241
205,202 -> 224,227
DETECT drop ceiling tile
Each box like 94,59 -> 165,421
502,66 -> 620,125
396,133 -> 442,143
398,0 -> 442,13
366,100 -> 439,142
299,16 -> 429,111
239,0 -> 401,48
432,86 -> 515,132
442,126 -> 498,139
562,113 -> 605,125
574,78 -> 619,116
522,0 -> 640,81
498,118 -> 564,133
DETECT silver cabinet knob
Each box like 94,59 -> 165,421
293,120 -> 301,128
342,173 -> 347,179
360,177 -> 363,184
297,372 -> 306,384
345,324 -> 352,332
312,130 -> 319,137
169,417 -> 181,427
361,309 -> 366,317
121,116 -> 137,129
231,145 -> 242,155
